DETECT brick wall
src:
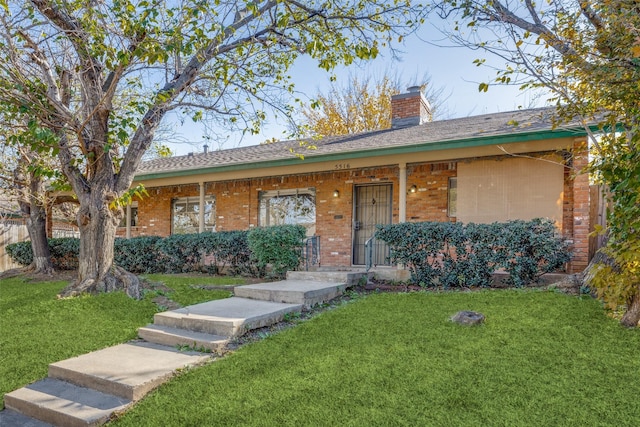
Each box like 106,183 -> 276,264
406,162 -> 457,222
391,97 -> 422,121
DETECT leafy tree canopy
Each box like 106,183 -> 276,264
0,0 -> 427,294
300,71 -> 449,137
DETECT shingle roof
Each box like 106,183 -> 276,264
136,107 -> 586,178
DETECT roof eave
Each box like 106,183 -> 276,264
133,127 -> 588,182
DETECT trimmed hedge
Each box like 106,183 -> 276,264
6,226 -> 305,277
5,241 -> 33,267
153,231 -> 257,275
247,224 -> 306,278
199,231 -> 257,276
375,218 -> 571,288
114,236 -> 163,273
6,238 -> 80,270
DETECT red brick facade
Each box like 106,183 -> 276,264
406,163 -> 457,223
122,146 -> 590,273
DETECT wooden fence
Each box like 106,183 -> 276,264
0,219 -> 28,272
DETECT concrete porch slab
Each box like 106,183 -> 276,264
3,378 -> 131,427
48,342 -> 210,401
152,297 -> 302,337
234,280 -> 347,308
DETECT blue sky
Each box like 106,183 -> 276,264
165,23 -> 547,156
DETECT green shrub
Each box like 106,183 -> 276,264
492,218 -> 572,287
6,238 -> 80,270
114,236 -> 163,273
375,218 -> 571,288
153,233 -> 257,275
8,232 -> 261,277
248,224 -> 306,278
5,241 -> 33,266
48,238 -> 80,270
198,231 -> 257,276
154,233 -> 205,273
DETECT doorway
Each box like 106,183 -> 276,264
352,184 -> 392,266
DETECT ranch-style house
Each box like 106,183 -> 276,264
119,87 -> 591,276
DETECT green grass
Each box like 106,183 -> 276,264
0,274 -> 238,409
0,277 -> 157,409
141,273 -> 241,306
112,290 -> 640,427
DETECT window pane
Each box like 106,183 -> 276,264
131,207 -> 138,226
259,190 -> 316,236
119,206 -> 139,227
172,196 -> 216,234
204,199 -> 216,231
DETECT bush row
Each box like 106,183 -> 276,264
375,218 -> 571,288
6,224 -> 307,278
6,237 -> 80,270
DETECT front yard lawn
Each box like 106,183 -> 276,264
112,290 -> 640,427
2,273 -> 638,426
0,273 -> 237,409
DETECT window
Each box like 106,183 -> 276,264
448,177 -> 457,217
259,188 -> 316,236
172,196 -> 216,234
456,157 -> 563,224
119,202 -> 138,227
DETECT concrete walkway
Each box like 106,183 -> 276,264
1,271 -> 366,426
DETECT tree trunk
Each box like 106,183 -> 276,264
25,201 -> 54,275
621,290 -> 640,328
58,195 -> 140,299
15,160 -> 54,275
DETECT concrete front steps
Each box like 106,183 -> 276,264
139,297 -> 303,350
3,343 -> 210,427
2,274 -> 351,426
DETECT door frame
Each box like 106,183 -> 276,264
351,183 -> 393,266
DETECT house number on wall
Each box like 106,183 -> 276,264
334,163 -> 351,170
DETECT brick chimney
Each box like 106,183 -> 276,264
391,86 -> 432,128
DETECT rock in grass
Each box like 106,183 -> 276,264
451,311 -> 485,325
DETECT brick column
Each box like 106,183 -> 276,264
399,162 -> 407,223
570,138 -> 590,272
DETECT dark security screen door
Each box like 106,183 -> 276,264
352,184 -> 392,266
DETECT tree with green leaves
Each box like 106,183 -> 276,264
0,0 -> 426,297
300,71 -> 448,137
0,114 -> 62,274
432,0 -> 640,326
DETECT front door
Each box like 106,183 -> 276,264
352,184 -> 392,266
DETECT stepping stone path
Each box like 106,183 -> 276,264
1,271 -> 366,426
